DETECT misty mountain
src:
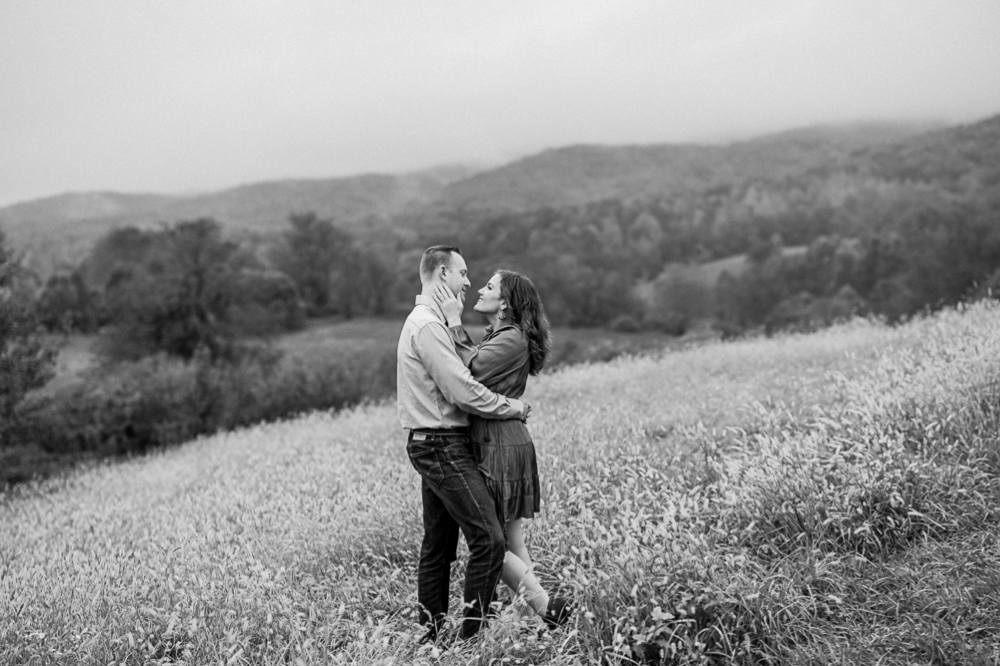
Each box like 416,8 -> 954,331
0,117 -> 985,277
7,113 -> 1000,340
433,121 -> 940,212
0,166 -> 476,273
856,115 -> 1000,189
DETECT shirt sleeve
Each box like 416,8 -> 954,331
416,322 -> 524,420
448,325 -> 479,367
466,328 -> 526,385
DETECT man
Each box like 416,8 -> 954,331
397,245 -> 530,642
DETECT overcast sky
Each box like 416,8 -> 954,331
2,0 -> 999,207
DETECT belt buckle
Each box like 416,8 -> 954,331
411,432 -> 428,441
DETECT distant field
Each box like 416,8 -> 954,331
276,316 -> 404,356
696,245 -> 808,285
634,245 -> 809,306
666,245 -> 809,290
6,302 -> 1000,664
46,315 -> 701,388
271,315 -> 700,367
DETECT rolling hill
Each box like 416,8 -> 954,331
0,166 -> 475,272
0,115 -> 990,278
433,121 -> 940,212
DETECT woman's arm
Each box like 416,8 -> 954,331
448,325 -> 478,366
467,328 -> 527,385
432,283 -> 526,380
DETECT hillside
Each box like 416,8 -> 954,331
403,113 -> 1000,328
859,113 -> 1000,189
4,114 -> 998,334
0,119 -> 947,276
0,166 -> 474,273
3,302 -> 999,663
433,121 -> 939,212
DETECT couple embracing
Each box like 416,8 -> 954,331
396,245 -> 572,643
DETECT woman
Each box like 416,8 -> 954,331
434,270 -> 571,628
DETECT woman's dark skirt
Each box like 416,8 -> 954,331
473,437 -> 541,523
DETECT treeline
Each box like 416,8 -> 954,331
717,191 -> 1000,333
409,180 -> 1000,335
36,213 -> 398,351
23,172 -> 1000,352
416,116 -> 1000,334
26,115 -> 1000,339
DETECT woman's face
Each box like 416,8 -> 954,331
473,273 -> 504,317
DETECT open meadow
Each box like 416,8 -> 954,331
3,302 -> 1000,664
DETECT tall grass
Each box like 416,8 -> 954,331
2,302 -> 999,664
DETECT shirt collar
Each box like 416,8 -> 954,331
415,294 -> 446,324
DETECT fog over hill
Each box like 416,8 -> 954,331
0,116 -> 987,275
0,165 -> 475,239
436,121 -> 942,212
0,165 -> 477,273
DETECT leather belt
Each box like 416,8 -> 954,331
410,427 -> 468,441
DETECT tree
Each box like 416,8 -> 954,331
648,264 -> 713,329
0,232 -> 56,445
714,252 -> 791,334
627,210 -> 665,279
329,246 -> 398,318
36,270 -> 101,332
96,219 -> 306,361
228,269 -> 305,335
79,226 -> 156,293
102,219 -> 242,361
271,213 -> 351,315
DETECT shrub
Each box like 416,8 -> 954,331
35,271 -> 102,333
227,269 -> 306,335
16,345 -> 396,461
648,263 -> 714,325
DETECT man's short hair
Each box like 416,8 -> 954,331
419,245 -> 461,283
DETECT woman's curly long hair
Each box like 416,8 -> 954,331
496,269 -> 551,375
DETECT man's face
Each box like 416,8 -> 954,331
442,252 -> 471,301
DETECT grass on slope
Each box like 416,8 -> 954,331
2,303 -> 1000,665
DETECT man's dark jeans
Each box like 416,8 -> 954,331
407,432 -> 505,639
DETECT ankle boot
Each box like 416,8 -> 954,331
543,596 -> 573,629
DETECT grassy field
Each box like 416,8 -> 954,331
3,302 -> 1000,664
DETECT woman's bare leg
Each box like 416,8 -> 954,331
506,518 -> 532,569
499,519 -> 549,616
